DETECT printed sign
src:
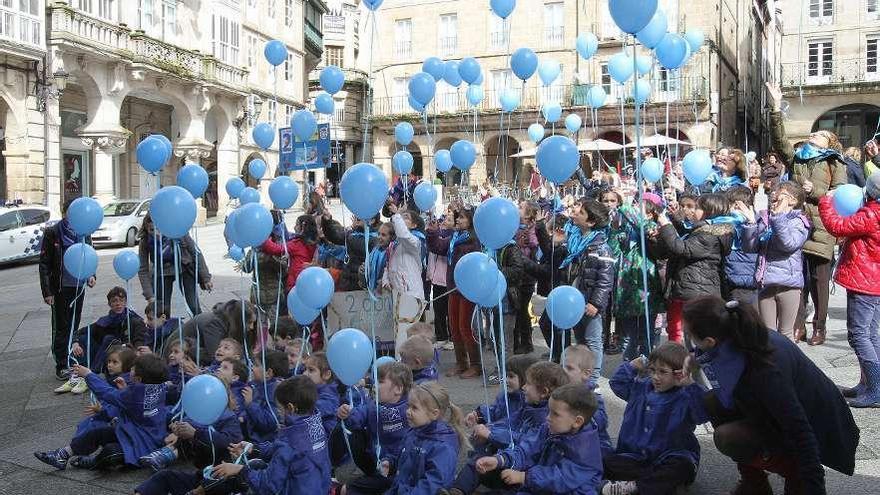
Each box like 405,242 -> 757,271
326,290 -> 396,341
279,123 -> 331,172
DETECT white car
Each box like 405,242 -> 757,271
0,205 -> 58,265
93,199 -> 151,247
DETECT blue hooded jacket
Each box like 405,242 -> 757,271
388,420 -> 461,495
244,412 -> 331,495
83,373 -> 167,466
476,389 -> 525,428
315,382 -> 341,437
244,377 -> 282,443
412,366 -> 438,384
345,396 -> 411,462
610,362 -> 709,466
488,400 -> 548,449
587,383 -> 613,457
188,409 -> 243,468
497,422 -> 604,495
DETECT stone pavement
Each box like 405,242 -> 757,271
0,217 -> 878,494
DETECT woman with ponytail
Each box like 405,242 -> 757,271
683,296 -> 858,495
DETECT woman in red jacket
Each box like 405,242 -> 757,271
818,173 -> 880,408
260,214 -> 319,294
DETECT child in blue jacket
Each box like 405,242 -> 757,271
36,354 -> 168,470
334,361 -> 413,494
215,357 -> 248,422
405,323 -> 441,382
470,383 -> 604,495
466,354 -> 536,432
242,349 -> 289,443
387,382 -> 468,494
602,342 -> 709,495
206,338 -> 243,373
302,351 -> 343,437
210,375 -> 332,495
562,344 -> 613,456
448,361 -> 570,494
399,334 -> 439,384
74,345 -> 136,436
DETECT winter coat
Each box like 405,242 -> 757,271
819,197 -> 880,296
383,214 -> 426,301
523,220 -> 569,297
412,365 -> 438,384
426,229 -> 482,289
322,217 -> 380,292
586,382 -> 613,457
39,220 -> 93,297
475,389 -> 526,431
178,309 -> 231,364
497,242 -> 525,309
388,420 -> 461,495
496,422 -> 604,495
427,251 -> 448,287
260,237 -> 318,292
568,231 -> 615,312
187,409 -> 243,468
843,156 -> 867,188
761,161 -> 786,183
517,224 -> 539,287
244,249 -> 286,313
137,233 -> 210,301
655,222 -> 735,300
345,397 -> 411,463
723,249 -> 758,290
488,400 -> 548,450
75,309 -> 147,350
607,206 -> 664,318
244,377 -> 282,443
83,373 -> 166,466
741,210 -> 810,289
244,413 -> 331,495
316,382 -> 341,437
771,111 -> 847,260
610,362 -> 708,466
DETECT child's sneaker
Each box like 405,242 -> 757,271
602,481 -> 638,495
53,377 -> 78,394
70,378 -> 89,394
34,448 -> 71,470
139,446 -> 177,472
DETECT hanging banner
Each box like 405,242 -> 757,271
279,123 -> 331,172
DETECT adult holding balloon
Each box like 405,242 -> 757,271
39,198 -> 97,380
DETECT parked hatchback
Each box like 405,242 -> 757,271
0,205 -> 58,265
93,199 -> 151,247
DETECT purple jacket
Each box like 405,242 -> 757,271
741,210 -> 810,289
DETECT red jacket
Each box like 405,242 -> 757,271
818,196 -> 880,296
260,237 -> 318,292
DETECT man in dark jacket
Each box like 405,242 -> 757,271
39,198 -> 96,380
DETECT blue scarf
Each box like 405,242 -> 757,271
318,243 -> 346,263
96,308 -> 140,328
448,231 -> 470,260
411,229 -> 427,268
559,222 -> 602,269
706,213 -> 745,250
695,340 -> 746,410
147,234 -> 173,264
795,143 -> 841,163
59,219 -> 78,248
367,243 -> 394,290
710,172 -> 744,193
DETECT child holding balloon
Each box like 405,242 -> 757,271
302,351 -> 343,437
242,350 -> 289,443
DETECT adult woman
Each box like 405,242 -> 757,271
684,296 -> 858,494
321,212 -> 382,292
137,213 -> 211,317
171,299 -> 256,363
760,152 -> 786,190
707,148 -> 749,193
513,200 -> 540,354
767,82 -> 848,345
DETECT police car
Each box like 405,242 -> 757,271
0,204 -> 58,265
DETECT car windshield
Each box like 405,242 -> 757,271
103,202 -> 139,217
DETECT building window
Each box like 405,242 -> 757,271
247,34 -> 258,66
212,14 -> 240,65
870,0 -> 880,19
284,104 -> 293,124
162,0 -> 175,41
491,68 -> 513,105
139,0 -> 154,31
284,53 -> 293,80
394,18 -> 412,61
438,14 -> 457,57
600,63 -> 616,102
247,0 -> 257,8
8,0 -> 41,45
807,39 -> 833,80
324,14 -> 345,34
544,2 -> 564,48
601,1 -> 622,40
334,102 -> 345,122
868,36 -> 879,79
325,46 -> 344,67
392,76 -> 408,113
268,0 -> 275,18
137,0 -> 175,41
809,0 -> 833,23
489,13 -> 509,51
267,99 -> 277,124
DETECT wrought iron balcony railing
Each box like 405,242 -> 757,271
781,58 -> 880,88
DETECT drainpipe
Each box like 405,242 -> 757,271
41,55 -> 49,208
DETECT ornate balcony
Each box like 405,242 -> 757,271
781,58 -> 880,95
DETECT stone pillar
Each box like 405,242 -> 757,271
175,139 -> 214,226
79,129 -> 130,204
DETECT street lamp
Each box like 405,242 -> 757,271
36,68 -> 69,112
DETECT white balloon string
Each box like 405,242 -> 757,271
631,43 -> 653,351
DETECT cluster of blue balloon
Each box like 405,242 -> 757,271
286,266 -> 335,326
62,197 -> 102,282
136,134 -> 173,175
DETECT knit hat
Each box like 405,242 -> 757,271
642,192 -> 665,208
867,172 -> 880,200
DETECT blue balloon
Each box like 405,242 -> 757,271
587,85 -> 607,108
636,8 -> 668,49
408,72 -> 436,106
287,289 -> 320,325
296,266 -> 335,309
63,242 -> 98,282
641,157 -> 664,182
682,149 -> 713,186
393,151 -> 414,175
228,245 -> 244,262
235,203 -> 273,247
633,79 -> 652,105
565,114 -> 582,134
609,0 -> 658,34
542,102 -> 562,123
454,252 -> 499,303
435,150 -> 453,173
477,272 -> 507,308
177,164 -> 209,198
608,53 -> 634,83
239,187 -> 261,205
576,33 -> 599,60
319,65 -> 345,94
636,55 -> 653,76
450,140 -> 476,171
252,122 -> 275,150
413,181 -> 438,212
269,176 -> 299,209
340,163 -> 389,220
490,0 -> 516,18
375,356 -> 396,368
466,85 -> 484,107
67,197 -> 103,237
443,61 -> 462,87
291,110 -> 317,141
656,33 -> 690,70
395,122 -> 415,146
833,184 -> 865,217
150,186 -> 197,239
475,197 -> 521,250
510,47 -> 538,81
409,95 -> 426,113
181,374 -> 227,425
538,60 -> 561,86
363,0 -> 383,11
136,136 -> 169,174
536,135 -> 579,184
264,39 -> 288,66
226,177 -> 245,199
458,57 -> 481,85
528,123 -> 545,143
500,88 -> 520,113
248,159 -> 267,181
684,29 -> 705,53
328,328 -> 374,386
315,92 -> 335,115
546,285 -> 586,329
113,250 -> 139,280
473,70 -> 484,85
150,134 -> 173,159
423,57 -> 445,81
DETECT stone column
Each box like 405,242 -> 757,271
79,129 -> 130,204
174,139 -> 214,226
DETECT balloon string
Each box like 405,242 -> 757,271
125,279 -> 131,344
339,387 -> 356,463
66,240 -> 86,369
274,263 -> 284,339
360,9 -> 376,163
487,249 -> 513,449
152,231 -> 159,351
548,198 -> 558,362
474,306 -> 492,424
631,42 -> 653,351
173,241 -> 186,420
252,249 -> 279,427
362,222 -> 382,468
160,233 -> 167,317
297,325 -> 309,374
240,270 -> 253,373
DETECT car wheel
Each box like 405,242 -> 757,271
126,228 -> 137,247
